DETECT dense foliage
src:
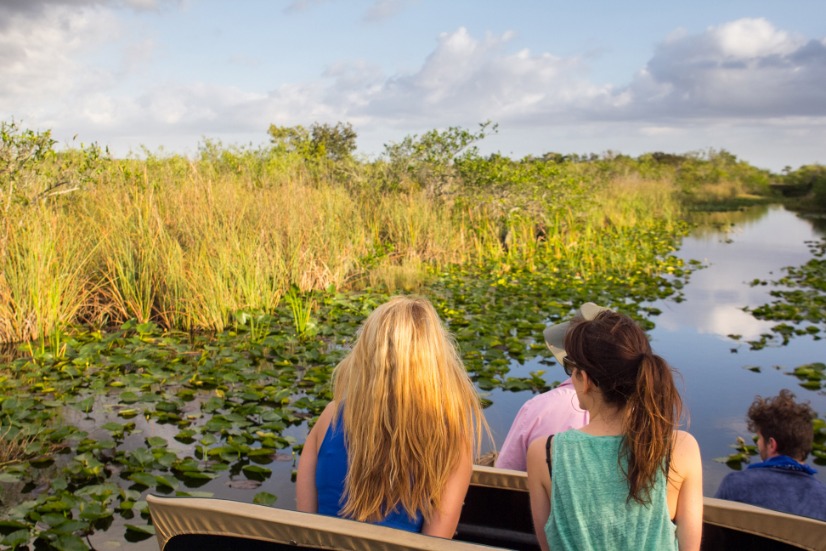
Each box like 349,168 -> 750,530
0,119 -> 822,549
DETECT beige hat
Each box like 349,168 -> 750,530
543,302 -> 612,365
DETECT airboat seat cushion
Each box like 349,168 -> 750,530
470,465 -> 529,491
703,496 -> 826,551
146,494 -> 507,551
467,465 -> 826,551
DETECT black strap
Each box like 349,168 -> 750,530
545,434 -> 554,479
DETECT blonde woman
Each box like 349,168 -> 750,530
527,309 -> 703,550
296,296 -> 488,537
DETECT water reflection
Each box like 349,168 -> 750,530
63,204 -> 826,548
647,205 -> 825,493
485,205 -> 826,496
655,207 -> 823,341
651,206 -> 823,340
684,204 -> 773,239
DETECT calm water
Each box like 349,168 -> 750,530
649,205 -> 826,492
89,204 -> 825,549
484,204 -> 826,494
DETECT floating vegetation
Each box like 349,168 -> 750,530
0,234 -> 695,549
788,362 -> 826,392
429,239 -> 690,391
746,238 -> 826,349
0,301 -> 356,549
715,436 -> 757,471
815,417 -> 826,466
0,425 -> 63,469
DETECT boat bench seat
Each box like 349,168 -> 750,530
147,466 -> 826,551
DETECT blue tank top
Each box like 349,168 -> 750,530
316,417 -> 425,532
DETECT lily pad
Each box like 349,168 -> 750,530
253,492 -> 278,506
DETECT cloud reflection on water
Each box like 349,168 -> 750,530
653,205 -> 823,341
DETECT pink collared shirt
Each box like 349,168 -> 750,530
495,379 -> 589,471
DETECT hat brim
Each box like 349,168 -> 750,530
543,302 -> 612,365
543,321 -> 571,366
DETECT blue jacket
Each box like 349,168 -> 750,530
715,456 -> 826,522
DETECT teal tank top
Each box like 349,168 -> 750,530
546,430 -> 677,550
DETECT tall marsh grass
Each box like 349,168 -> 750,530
0,149 -> 686,343
0,208 -> 94,342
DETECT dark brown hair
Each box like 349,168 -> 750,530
565,311 -> 683,505
747,389 -> 814,461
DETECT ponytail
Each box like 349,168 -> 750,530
621,353 -> 682,504
566,311 -> 684,505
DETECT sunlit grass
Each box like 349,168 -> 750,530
0,153 -> 688,342
0,207 -> 94,342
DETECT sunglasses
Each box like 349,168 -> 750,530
563,356 -> 599,386
562,356 -> 578,377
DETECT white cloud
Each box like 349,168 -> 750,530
351,27 -> 603,126
640,126 -> 680,136
712,18 -> 798,58
123,0 -> 162,10
0,0 -> 179,24
121,38 -> 157,74
627,18 -> 826,119
0,6 -> 119,110
0,6 -> 824,168
284,0 -> 332,15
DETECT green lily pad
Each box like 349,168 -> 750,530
253,492 -> 278,506
124,523 -> 155,542
1,529 -> 30,548
241,464 -> 272,481
127,472 -> 157,488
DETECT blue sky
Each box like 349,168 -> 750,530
1,0 -> 825,171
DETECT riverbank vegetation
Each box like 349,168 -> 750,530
1,119 -> 804,343
1,119 -> 824,549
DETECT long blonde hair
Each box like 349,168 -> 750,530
331,295 -> 487,523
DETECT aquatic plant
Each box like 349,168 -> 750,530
746,238 -> 826,349
2,120 -> 783,548
715,436 -> 758,471
2,120 -> 788,343
284,286 -> 316,339
718,417 -> 826,470
789,362 -> 826,392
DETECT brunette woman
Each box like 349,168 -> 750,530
527,309 -> 703,550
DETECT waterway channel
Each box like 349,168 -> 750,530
483,204 -> 826,495
88,204 -> 826,549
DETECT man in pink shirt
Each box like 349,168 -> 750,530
495,302 -> 610,471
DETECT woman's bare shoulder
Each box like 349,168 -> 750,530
526,434 -> 552,473
317,400 -> 338,425
673,430 -> 699,451
671,430 -> 702,472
